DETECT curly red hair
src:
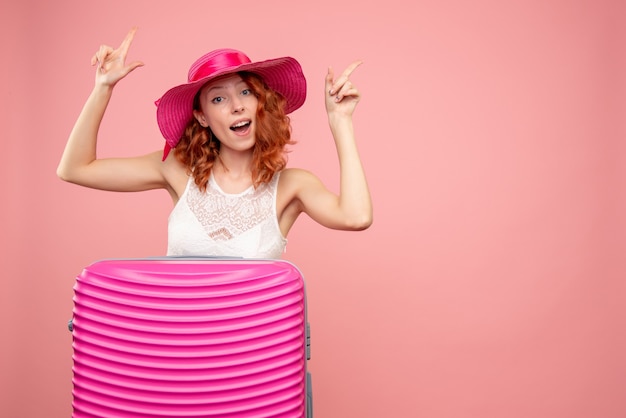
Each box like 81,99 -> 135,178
173,71 -> 295,191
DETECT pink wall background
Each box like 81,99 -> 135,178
1,0 -> 625,417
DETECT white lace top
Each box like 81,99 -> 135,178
167,172 -> 287,258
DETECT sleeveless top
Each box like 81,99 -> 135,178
167,171 -> 287,258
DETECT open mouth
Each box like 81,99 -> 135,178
230,120 -> 251,132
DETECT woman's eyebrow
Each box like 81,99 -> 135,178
204,85 -> 226,94
205,80 -> 249,94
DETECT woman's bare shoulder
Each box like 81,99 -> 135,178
279,167 -> 319,187
277,167 -> 327,204
160,152 -> 190,200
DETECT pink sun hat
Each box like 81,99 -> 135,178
156,49 -> 307,160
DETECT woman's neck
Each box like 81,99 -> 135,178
214,148 -> 253,179
212,154 -> 254,193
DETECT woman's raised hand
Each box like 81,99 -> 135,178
91,27 -> 144,87
325,60 -> 362,117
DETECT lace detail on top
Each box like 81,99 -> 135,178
167,172 -> 287,259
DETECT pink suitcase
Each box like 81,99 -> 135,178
69,258 -> 312,417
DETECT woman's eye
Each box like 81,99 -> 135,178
211,96 -> 224,104
242,89 -> 251,96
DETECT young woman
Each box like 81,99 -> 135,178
57,28 -> 372,258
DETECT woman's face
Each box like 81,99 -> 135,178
194,73 -> 259,153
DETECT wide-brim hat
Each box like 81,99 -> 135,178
156,48 -> 307,160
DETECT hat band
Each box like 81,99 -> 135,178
189,51 -> 252,82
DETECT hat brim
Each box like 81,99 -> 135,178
156,56 -> 306,152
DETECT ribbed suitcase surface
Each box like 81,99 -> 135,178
70,258 -> 310,417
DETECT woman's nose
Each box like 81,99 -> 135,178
231,98 -> 244,113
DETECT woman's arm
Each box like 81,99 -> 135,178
57,28 -> 167,192
284,62 -> 373,231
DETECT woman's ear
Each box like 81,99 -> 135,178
193,110 -> 208,127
